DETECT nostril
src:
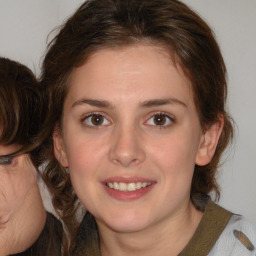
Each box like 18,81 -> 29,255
108,129 -> 146,167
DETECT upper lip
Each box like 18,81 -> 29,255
102,176 -> 156,184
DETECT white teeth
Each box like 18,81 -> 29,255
127,183 -> 136,191
141,182 -> 148,188
136,182 -> 142,189
119,182 -> 127,191
106,181 -> 152,191
113,182 -> 119,190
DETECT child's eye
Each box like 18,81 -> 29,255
0,156 -> 13,165
82,113 -> 111,127
145,113 -> 174,127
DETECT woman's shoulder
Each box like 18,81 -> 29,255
181,197 -> 256,256
209,212 -> 256,255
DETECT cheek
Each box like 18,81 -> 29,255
151,137 -> 198,199
66,135 -> 106,182
67,147 -> 94,178
66,139 -> 106,211
149,131 -> 199,171
67,146 -> 97,205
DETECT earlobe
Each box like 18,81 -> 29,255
53,128 -> 69,168
196,116 -> 224,166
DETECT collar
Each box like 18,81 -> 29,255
178,200 -> 233,256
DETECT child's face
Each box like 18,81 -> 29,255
54,44 -> 221,233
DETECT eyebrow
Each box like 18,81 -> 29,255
140,98 -> 187,108
72,99 -> 114,109
71,97 -> 186,109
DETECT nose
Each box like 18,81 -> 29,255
108,125 -> 146,167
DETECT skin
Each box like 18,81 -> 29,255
0,143 -> 46,255
54,44 -> 223,256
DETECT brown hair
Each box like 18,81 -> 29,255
0,57 -> 44,166
40,0 -> 233,247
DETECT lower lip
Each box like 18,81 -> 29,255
103,183 -> 155,201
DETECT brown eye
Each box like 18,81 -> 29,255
83,113 -> 110,127
91,114 -> 104,125
153,114 -> 167,126
146,113 -> 173,127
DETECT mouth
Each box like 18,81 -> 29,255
102,177 -> 155,201
105,181 -> 152,192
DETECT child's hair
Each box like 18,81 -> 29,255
40,0 -> 233,244
0,57 -> 44,166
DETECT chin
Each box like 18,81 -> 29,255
98,211 -> 152,233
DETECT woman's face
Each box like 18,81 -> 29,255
55,44 -> 220,233
0,141 -> 46,254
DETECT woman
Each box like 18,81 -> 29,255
0,57 -> 62,255
40,0 -> 256,255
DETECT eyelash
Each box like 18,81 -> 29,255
145,112 -> 175,128
81,112 -> 175,129
0,156 -> 13,165
81,112 -> 111,127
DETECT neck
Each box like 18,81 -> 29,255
98,200 -> 203,256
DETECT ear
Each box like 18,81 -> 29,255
53,127 -> 69,168
195,116 -> 224,166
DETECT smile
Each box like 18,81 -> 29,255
106,182 -> 152,192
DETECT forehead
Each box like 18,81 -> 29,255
65,44 -> 196,113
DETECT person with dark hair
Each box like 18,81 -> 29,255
40,0 -> 256,255
0,57 -> 62,256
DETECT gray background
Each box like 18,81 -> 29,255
0,0 -> 255,221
